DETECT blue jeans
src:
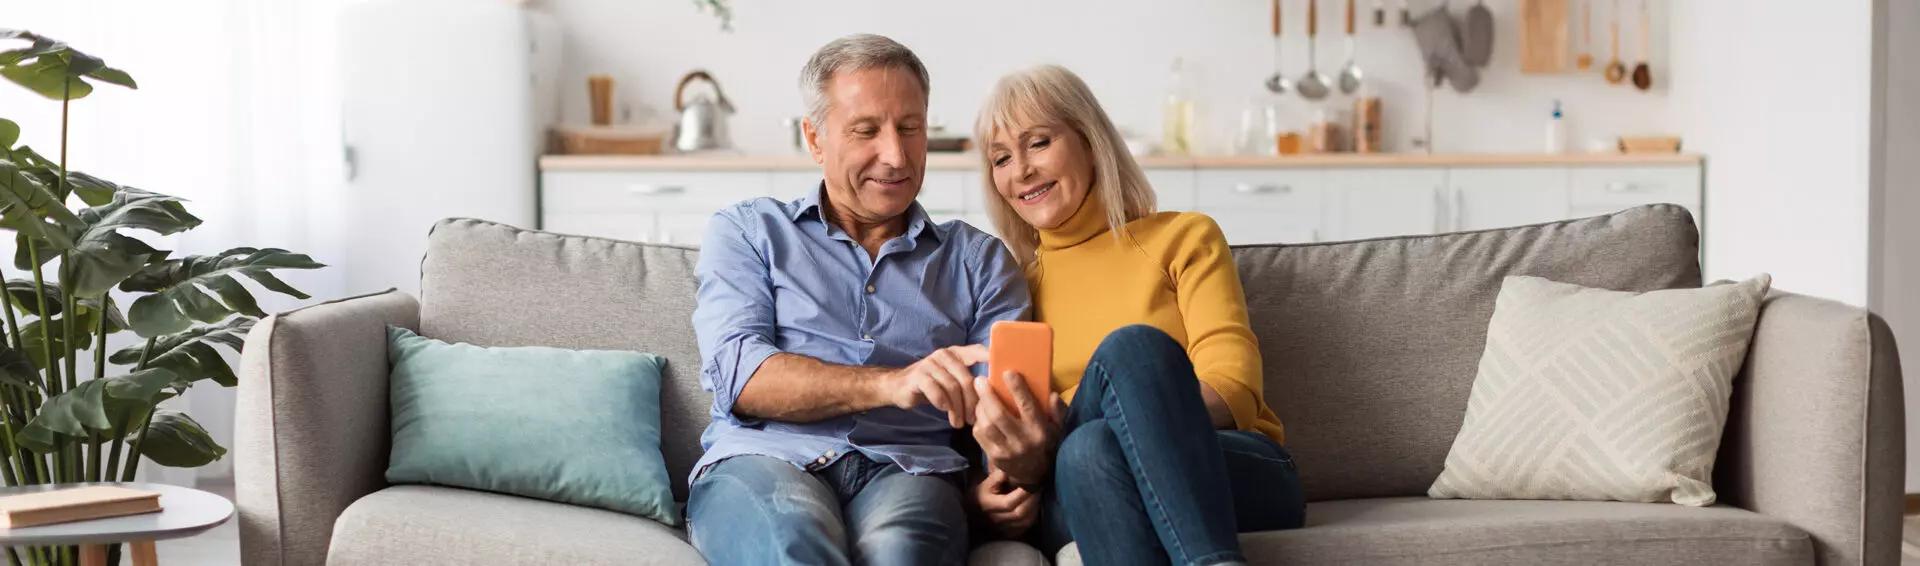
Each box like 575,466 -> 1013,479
1037,325 -> 1306,566
686,454 -> 968,566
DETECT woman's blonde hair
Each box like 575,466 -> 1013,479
974,64 -> 1156,266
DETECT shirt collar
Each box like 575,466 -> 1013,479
789,181 -> 942,244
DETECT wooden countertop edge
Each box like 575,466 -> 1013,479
540,152 -> 1705,171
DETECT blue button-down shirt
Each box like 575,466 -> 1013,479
689,185 -> 1031,483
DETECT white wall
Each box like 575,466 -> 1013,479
543,0 -> 1674,156
1666,1 -> 1875,305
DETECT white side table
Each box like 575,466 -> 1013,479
0,482 -> 233,566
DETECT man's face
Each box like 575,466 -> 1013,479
803,66 -> 928,226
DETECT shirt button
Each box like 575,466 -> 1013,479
865,284 -> 876,294
825,450 -> 838,458
862,334 -> 872,341
815,456 -> 829,465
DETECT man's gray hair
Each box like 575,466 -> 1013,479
799,34 -> 930,130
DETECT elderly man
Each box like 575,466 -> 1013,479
685,34 -> 1030,565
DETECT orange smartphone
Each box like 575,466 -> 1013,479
987,321 -> 1054,419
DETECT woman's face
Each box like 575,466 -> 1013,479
988,122 -> 1092,231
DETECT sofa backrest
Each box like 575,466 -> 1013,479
419,219 -> 712,502
1236,204 -> 1701,500
417,204 -> 1701,503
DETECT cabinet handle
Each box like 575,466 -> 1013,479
1451,187 -> 1464,231
1432,187 -> 1446,233
627,184 -> 687,196
1232,183 -> 1290,195
1604,181 -> 1647,193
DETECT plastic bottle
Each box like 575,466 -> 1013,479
1162,58 -> 1195,156
1545,99 -> 1567,154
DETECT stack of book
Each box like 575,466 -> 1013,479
0,486 -> 162,528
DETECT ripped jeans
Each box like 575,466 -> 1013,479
686,454 -> 967,566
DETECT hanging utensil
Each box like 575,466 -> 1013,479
1603,0 -> 1627,84
1373,0 -> 1387,27
1265,0 -> 1294,94
1576,0 -> 1594,69
1399,0 -> 1413,26
1461,0 -> 1494,67
1339,0 -> 1365,94
1297,0 -> 1333,100
1630,0 -> 1652,90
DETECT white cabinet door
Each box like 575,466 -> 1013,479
1446,167 -> 1571,231
1194,169 -> 1324,245
1567,165 -> 1702,228
542,170 -> 772,242
1146,168 -> 1197,211
1323,168 -> 1448,240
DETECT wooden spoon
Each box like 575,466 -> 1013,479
1576,0 -> 1594,70
1630,0 -> 1652,90
1603,0 -> 1627,84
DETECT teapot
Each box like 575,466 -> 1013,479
672,70 -> 734,152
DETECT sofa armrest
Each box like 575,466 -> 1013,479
236,289 -> 420,566
1716,291 -> 1904,566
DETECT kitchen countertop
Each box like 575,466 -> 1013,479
540,152 -> 1704,172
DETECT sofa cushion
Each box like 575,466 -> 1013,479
1054,497 -> 1811,566
419,218 -> 711,501
329,485 -> 1051,566
1231,205 -> 1702,501
1429,275 -> 1770,506
328,485 -> 703,565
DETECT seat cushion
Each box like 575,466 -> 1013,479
1054,497 -> 1811,566
330,485 -> 1049,565
329,485 -> 703,565
1232,205 -> 1703,501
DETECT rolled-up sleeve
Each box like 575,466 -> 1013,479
692,210 -> 782,422
966,236 -> 1033,349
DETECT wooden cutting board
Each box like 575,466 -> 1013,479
1520,0 -> 1571,74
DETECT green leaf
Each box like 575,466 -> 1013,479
0,55 -> 94,100
0,157 -> 82,251
110,318 -> 252,387
130,410 -> 224,467
5,278 -> 63,317
0,346 -> 37,390
16,368 -> 175,453
85,66 -> 135,89
15,187 -> 198,298
123,248 -> 322,337
0,32 -> 132,101
0,118 -> 17,149
62,170 -> 121,207
17,299 -> 126,368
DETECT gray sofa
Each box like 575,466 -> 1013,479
235,204 -> 1904,565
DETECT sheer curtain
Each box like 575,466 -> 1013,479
3,0 -> 351,486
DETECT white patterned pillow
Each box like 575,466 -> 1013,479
1428,274 -> 1771,506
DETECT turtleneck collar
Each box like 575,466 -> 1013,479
1037,189 -> 1112,252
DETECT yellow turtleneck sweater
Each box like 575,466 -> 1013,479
1031,192 -> 1286,445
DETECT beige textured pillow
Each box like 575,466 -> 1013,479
1428,274 -> 1771,506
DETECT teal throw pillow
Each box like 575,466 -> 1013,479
385,326 -> 678,526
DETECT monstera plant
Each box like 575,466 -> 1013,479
1,30 -> 323,566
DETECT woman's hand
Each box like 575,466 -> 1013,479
972,371 -> 1064,488
973,465 -> 1039,539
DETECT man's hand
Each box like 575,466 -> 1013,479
881,344 -> 988,428
973,465 -> 1039,539
972,371 -> 1064,487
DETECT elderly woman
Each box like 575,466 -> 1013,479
966,65 -> 1305,566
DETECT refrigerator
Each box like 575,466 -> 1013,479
338,0 -> 561,297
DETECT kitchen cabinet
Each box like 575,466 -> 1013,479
1323,168 -> 1448,240
539,154 -> 1704,251
1445,167 -> 1571,231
